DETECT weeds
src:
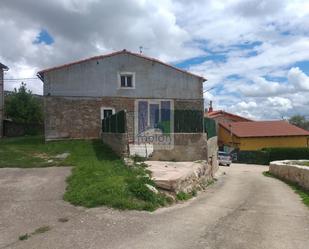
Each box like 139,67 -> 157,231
19,234 -> 29,241
32,226 -> 51,235
263,171 -> 309,207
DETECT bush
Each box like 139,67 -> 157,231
263,147 -> 309,162
5,83 -> 43,124
236,150 -> 270,165
236,147 -> 309,165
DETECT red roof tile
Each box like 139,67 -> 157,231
37,49 -> 206,81
220,121 -> 309,138
206,110 -> 253,121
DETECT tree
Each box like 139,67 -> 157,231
289,115 -> 309,131
5,82 -> 43,124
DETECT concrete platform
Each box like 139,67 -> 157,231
146,161 -> 214,193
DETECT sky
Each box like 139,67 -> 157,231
0,0 -> 309,120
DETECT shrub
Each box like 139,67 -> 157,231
236,150 -> 269,165
236,147 -> 309,165
263,147 -> 309,162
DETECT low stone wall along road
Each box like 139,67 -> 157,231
0,164 -> 308,249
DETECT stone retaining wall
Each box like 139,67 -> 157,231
101,133 -> 128,156
269,160 -> 309,190
150,133 -> 208,161
147,161 -> 216,193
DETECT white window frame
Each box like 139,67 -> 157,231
100,107 -> 115,120
118,72 -> 135,89
134,99 -> 174,133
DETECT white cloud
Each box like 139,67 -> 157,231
1,0 -> 309,119
288,67 -> 309,91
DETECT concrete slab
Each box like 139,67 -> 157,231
0,167 -> 83,248
146,161 -> 213,192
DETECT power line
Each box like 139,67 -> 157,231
4,77 -> 39,81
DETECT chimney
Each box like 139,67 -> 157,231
208,100 -> 213,113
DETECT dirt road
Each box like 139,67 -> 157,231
1,164 -> 308,249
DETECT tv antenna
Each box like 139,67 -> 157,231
139,46 -> 149,54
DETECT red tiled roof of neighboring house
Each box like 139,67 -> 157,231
220,120 -> 309,138
206,110 -> 253,122
37,49 -> 206,81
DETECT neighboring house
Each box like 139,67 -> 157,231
206,109 -> 252,124
0,63 -> 9,138
219,121 -> 309,151
38,50 -> 208,161
205,106 -> 252,152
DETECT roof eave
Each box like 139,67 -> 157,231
37,50 -> 206,81
0,63 -> 9,71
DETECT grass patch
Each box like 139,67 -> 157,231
18,234 -> 29,241
32,226 -> 51,235
0,136 -> 76,168
263,171 -> 309,207
131,154 -> 146,163
294,161 -> 309,167
0,136 -> 170,211
176,190 -> 197,201
18,226 -> 50,241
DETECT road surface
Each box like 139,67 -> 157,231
0,164 -> 308,249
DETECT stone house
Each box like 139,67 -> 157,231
38,50 -> 208,160
0,63 -> 9,138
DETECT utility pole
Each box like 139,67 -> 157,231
0,63 -> 9,138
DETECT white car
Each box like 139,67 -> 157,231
218,151 -> 232,166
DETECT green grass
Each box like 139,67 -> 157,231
0,136 -> 79,168
263,171 -> 309,207
294,161 -> 309,167
176,189 -> 198,201
0,136 -> 170,211
32,226 -> 51,235
18,226 -> 51,241
19,234 -> 29,241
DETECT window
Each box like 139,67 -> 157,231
100,107 -> 115,120
118,72 -> 135,88
137,100 -> 172,133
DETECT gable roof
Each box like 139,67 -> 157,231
37,49 -> 206,81
220,120 -> 309,138
207,110 -> 253,122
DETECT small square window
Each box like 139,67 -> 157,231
119,72 -> 135,88
101,107 -> 115,120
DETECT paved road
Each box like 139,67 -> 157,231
0,164 -> 308,249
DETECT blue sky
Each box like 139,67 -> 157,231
33,29 -> 54,45
1,0 -> 309,119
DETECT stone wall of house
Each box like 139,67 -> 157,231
174,99 -> 204,110
45,97 -> 203,141
45,96 -> 208,162
44,96 -> 135,140
150,133 -> 208,161
101,133 -> 129,156
269,160 -> 309,190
